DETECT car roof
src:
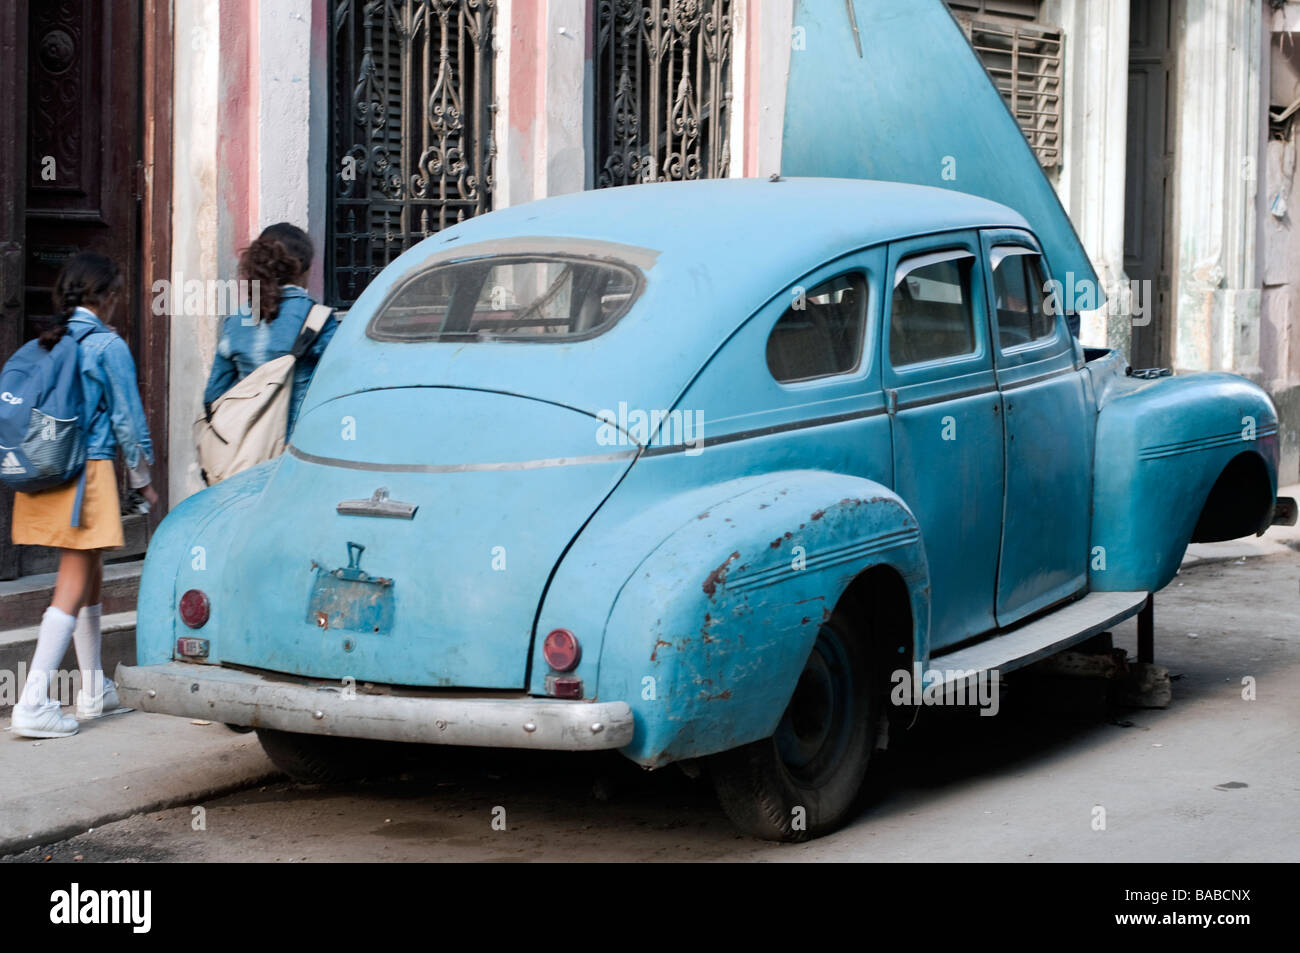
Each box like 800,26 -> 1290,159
306,178 -> 1032,423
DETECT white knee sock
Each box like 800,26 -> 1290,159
22,606 -> 78,707
73,603 -> 104,697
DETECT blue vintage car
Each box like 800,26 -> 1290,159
119,177 -> 1294,840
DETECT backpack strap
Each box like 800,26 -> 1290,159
290,304 -> 333,361
66,321 -> 105,528
69,468 -> 88,529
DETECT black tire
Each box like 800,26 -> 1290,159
225,723 -> 254,734
710,609 -> 880,841
255,728 -> 406,784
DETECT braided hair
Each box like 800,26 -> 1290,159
41,252 -> 124,350
238,222 -> 314,322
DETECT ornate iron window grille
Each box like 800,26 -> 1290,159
328,0 -> 497,307
593,0 -> 733,188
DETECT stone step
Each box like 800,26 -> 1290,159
0,558 -> 142,630
0,611 -> 137,710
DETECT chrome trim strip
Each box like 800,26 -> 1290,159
290,444 -> 636,473
996,365 -> 1074,391
640,405 -> 887,457
1139,426 -> 1279,460
894,383 -> 997,411
728,527 -> 922,593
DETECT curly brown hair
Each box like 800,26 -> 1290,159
238,222 -> 314,322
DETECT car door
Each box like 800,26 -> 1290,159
982,229 -> 1092,626
883,232 -> 1003,651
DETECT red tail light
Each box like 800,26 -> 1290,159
543,628 -> 581,671
179,589 -> 210,628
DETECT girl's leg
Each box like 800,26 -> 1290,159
50,548 -> 96,615
20,548 -> 96,710
73,550 -> 106,700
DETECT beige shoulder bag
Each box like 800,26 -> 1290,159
194,303 -> 332,485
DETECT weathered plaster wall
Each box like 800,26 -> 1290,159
1261,6 -> 1300,484
733,0 -> 790,179
170,0 -> 322,503
256,0 -> 313,248
1173,0 -> 1261,379
1044,0 -> 1132,352
494,0 -> 586,209
169,0 -> 221,503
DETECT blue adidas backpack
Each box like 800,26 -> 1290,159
0,325 -> 102,524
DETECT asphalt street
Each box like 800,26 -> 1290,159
5,551 -> 1297,862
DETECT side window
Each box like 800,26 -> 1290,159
766,273 -> 867,383
890,252 -> 976,367
991,248 -> 1056,349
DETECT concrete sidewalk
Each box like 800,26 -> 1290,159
0,708 -> 276,856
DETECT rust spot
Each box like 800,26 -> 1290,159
703,690 -> 732,702
769,538 -> 782,549
696,511 -> 710,520
821,607 -> 832,622
800,616 -> 810,625
702,551 -> 741,598
811,508 -> 825,521
650,639 -> 672,662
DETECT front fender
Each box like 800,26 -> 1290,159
136,461 -> 280,664
1091,372 -> 1279,592
587,470 -> 929,767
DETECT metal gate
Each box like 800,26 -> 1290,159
593,0 -> 733,188
328,0 -> 496,306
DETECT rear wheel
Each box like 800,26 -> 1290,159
710,609 -> 880,841
255,728 -> 409,784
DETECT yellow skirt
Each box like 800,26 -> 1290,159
11,459 -> 125,550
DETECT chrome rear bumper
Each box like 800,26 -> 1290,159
115,662 -> 634,751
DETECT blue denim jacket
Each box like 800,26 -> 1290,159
202,286 -> 337,438
68,307 -> 155,471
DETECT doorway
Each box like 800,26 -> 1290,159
1124,0 -> 1178,369
0,0 -> 170,580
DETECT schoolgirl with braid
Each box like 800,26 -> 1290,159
10,251 -> 157,738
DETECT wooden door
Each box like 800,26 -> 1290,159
1124,0 -> 1177,370
0,0 -> 149,579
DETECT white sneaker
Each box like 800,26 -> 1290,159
11,698 -> 80,738
76,677 -> 127,720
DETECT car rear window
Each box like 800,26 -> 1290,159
367,255 -> 643,342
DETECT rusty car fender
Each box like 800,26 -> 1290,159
568,470 -> 929,768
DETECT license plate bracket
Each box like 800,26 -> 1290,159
306,542 -> 395,634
